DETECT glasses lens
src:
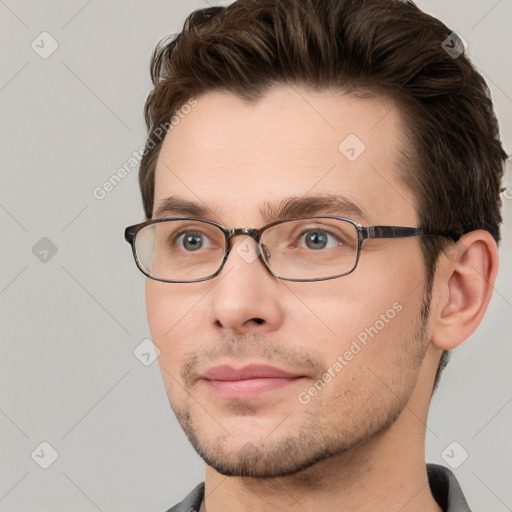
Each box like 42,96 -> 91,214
134,220 -> 226,281
261,218 -> 359,280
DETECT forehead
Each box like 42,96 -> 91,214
154,85 -> 417,226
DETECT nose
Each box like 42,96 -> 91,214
209,236 -> 284,334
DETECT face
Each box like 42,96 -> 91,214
146,85 -> 433,477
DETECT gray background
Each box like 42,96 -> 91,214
0,0 -> 510,510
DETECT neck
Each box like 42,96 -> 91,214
202,421 -> 442,512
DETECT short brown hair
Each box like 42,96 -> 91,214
138,0 -> 507,391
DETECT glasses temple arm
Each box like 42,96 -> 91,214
361,226 -> 457,240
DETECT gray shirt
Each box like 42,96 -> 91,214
163,463 -> 471,512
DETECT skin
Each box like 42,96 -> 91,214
145,85 -> 498,512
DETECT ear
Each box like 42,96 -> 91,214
430,230 -> 499,350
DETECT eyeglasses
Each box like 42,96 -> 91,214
124,216 -> 453,283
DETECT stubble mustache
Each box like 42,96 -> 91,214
180,332 -> 325,387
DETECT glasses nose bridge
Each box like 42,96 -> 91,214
227,226 -> 271,263
229,226 -> 262,244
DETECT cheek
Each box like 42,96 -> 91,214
306,284 -> 425,412
145,280 -> 197,340
145,280 -> 196,376
145,279 -> 167,342
306,255 -> 425,357
146,280 -> 210,407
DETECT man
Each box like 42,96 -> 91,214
124,0 -> 507,510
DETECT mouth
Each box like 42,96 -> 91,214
200,364 -> 308,400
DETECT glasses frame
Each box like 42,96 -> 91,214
124,216 -> 455,283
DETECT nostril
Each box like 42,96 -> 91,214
253,318 -> 264,325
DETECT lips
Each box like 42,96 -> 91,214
200,364 -> 306,399
201,364 -> 301,381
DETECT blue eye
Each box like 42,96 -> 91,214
177,231 -> 205,251
298,229 -> 341,250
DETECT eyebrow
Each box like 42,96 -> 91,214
153,194 -> 369,224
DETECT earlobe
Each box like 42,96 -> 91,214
430,230 -> 499,350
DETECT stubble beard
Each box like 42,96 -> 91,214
169,298 -> 431,478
